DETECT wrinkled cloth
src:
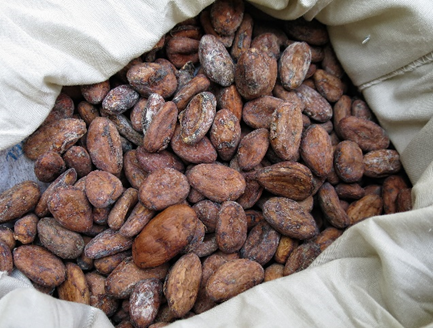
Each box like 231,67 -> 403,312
1,0 -> 433,327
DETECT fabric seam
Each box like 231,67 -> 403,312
86,308 -> 97,328
358,51 -> 433,91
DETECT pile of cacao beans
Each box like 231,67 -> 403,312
0,1 -> 412,327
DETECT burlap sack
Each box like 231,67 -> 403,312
1,0 -> 432,327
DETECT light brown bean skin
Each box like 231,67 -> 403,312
171,124 -> 218,164
215,84 -> 243,122
48,185 -> 93,233
317,182 -> 350,229
94,250 -> 131,276
338,116 -> 389,152
396,188 -> 412,213
85,170 -> 123,209
34,151 -> 66,183
263,197 -> 318,240
237,128 -> 269,171
264,263 -> 284,282
300,124 -> 333,178
86,117 -> 123,175
187,163 -> 246,203
363,149 -> 401,178
13,213 -> 39,244
57,262 -> 90,305
139,168 -> 190,211
240,220 -> 280,266
199,35 -> 235,87
119,202 -> 156,238
37,217 -> 85,260
347,194 -> 383,225
108,188 -> 139,231
85,272 -> 119,317
13,245 -> 66,287
313,69 -> 344,103
129,278 -> 163,328
216,201 -> 248,254
178,92 -> 216,145
253,162 -> 314,201
163,253 -> 202,318
81,80 -> 110,105
274,236 -> 298,264
283,242 -> 321,276
143,101 -> 177,153
231,13 -> 253,60
84,229 -> 133,260
382,175 -> 408,215
63,146 -> 92,178
333,95 -> 351,137
334,140 -> 364,183
279,42 -> 311,90
123,150 -> 148,190
0,241 -> 13,273
0,227 -> 15,250
166,36 -> 200,69
210,0 -> 244,36
251,33 -> 281,60
210,108 -> 242,161
206,259 -> 264,303
132,204 -> 198,269
295,84 -> 333,122
235,48 -> 277,100
23,118 -> 86,161
172,74 -> 210,111
127,62 -> 178,99
0,181 -> 41,223
243,96 -> 284,129
105,257 -> 168,299
269,102 -> 303,162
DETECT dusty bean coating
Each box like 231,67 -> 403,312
210,108 -> 242,161
206,259 -> 264,303
187,163 -> 246,203
13,245 -> 66,287
178,92 -> 217,145
199,35 -> 235,87
279,42 -> 311,90
37,217 -> 85,259
235,48 -> 277,100
334,140 -> 364,183
263,197 -> 318,240
129,278 -> 163,327
86,117 -> 123,175
34,151 -> 66,183
85,170 -> 123,209
139,168 -> 190,211
338,116 -> 390,152
48,185 -> 93,233
216,201 -> 248,254
0,181 -> 40,224
163,253 -> 202,318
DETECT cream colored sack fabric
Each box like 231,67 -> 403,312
1,0 -> 433,327
0,0 -> 214,151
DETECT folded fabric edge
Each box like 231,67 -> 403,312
358,51 -> 433,91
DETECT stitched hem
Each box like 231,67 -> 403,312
85,308 -> 97,328
359,51 -> 433,91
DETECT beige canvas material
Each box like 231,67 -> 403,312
1,0 -> 433,327
0,0 -> 214,151
0,271 -> 113,328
